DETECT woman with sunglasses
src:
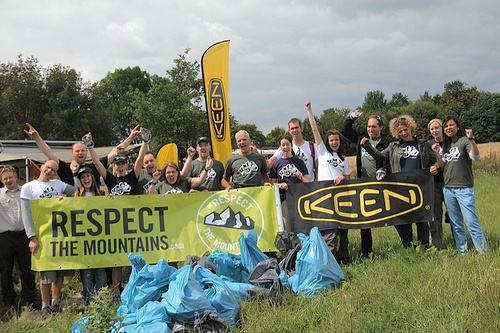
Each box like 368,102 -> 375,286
361,115 -> 439,249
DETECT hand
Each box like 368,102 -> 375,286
70,160 -> 80,174
360,137 -> 369,145
29,237 -> 39,255
294,171 -> 303,181
153,170 -> 162,182
140,127 -> 151,142
376,168 -> 386,181
430,166 -> 438,175
304,100 -> 311,112
23,123 -> 40,140
187,147 -> 196,158
349,108 -> 363,120
431,142 -> 441,153
81,132 -> 94,148
278,183 -> 288,190
205,156 -> 213,170
333,176 -> 344,185
465,129 -> 474,139
129,125 -> 140,139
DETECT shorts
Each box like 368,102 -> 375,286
39,270 -> 74,284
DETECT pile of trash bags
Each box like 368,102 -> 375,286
72,227 -> 345,333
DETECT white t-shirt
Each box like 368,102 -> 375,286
273,141 -> 317,181
317,142 -> 350,181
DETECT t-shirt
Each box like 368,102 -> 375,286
273,141 -> 317,181
137,168 -> 164,194
188,159 -> 224,191
360,137 -> 381,178
443,136 -> 477,188
104,172 -> 138,196
223,153 -> 268,188
317,142 -> 350,181
400,140 -> 421,172
154,178 -> 191,194
58,156 -> 108,186
269,156 -> 308,201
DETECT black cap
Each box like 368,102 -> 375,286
77,167 -> 93,179
113,155 -> 128,163
196,137 -> 210,145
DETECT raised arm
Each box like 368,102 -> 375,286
305,101 -> 323,147
134,140 -> 149,178
180,147 -> 195,178
23,123 -> 60,163
107,125 -> 141,165
88,145 -> 108,179
190,156 -> 213,188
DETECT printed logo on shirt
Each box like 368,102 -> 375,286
237,161 -> 258,176
402,145 -> 420,159
295,147 -> 309,163
207,168 -> 216,180
39,186 -> 59,199
278,163 -> 298,178
165,187 -> 183,194
327,157 -> 344,168
110,182 -> 131,196
361,147 -> 371,157
444,147 -> 460,162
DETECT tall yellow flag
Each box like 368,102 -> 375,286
201,40 -> 232,165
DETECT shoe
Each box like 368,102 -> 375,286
41,306 -> 52,317
51,303 -> 62,314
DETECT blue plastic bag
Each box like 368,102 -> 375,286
161,265 -> 216,325
119,301 -> 172,333
117,254 -> 176,316
208,250 -> 248,282
239,229 -> 268,273
193,266 -> 240,325
288,227 -> 345,296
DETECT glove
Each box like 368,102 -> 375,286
140,127 -> 151,142
81,132 -> 94,148
349,108 -> 363,120
375,167 -> 386,181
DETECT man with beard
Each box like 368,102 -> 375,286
188,137 -> 224,191
222,130 -> 270,189
20,160 -> 75,316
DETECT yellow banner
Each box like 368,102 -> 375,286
201,40 -> 232,164
30,187 -> 278,271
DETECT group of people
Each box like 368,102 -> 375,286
0,102 -> 488,315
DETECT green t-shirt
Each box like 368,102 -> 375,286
188,158 -> 224,191
223,153 -> 268,188
443,136 -> 476,188
360,137 -> 381,178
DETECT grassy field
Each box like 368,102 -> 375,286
1,163 -> 499,332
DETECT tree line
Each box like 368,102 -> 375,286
1,53 -> 499,159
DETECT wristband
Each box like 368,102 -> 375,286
468,136 -> 475,140
204,167 -> 210,172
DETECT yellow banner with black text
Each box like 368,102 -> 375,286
30,186 -> 278,271
287,169 -> 434,234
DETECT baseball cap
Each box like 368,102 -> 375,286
113,155 -> 128,164
196,137 -> 210,145
77,166 -> 93,179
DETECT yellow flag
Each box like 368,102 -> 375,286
201,40 -> 232,165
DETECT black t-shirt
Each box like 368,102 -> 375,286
58,156 -> 108,186
400,140 -> 421,171
104,171 -> 139,196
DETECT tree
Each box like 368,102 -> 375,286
134,50 -> 206,162
234,123 -> 266,148
440,80 -> 479,117
461,92 -> 500,143
92,66 -> 151,143
265,126 -> 287,147
363,90 -> 387,113
388,92 -> 410,107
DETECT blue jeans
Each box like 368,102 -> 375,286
443,187 -> 487,254
82,268 -> 107,305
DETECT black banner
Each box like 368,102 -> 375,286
287,169 -> 434,233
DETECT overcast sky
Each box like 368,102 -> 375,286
2,0 -> 500,135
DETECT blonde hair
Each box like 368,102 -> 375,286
389,115 -> 417,139
427,118 -> 442,130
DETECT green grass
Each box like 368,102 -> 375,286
1,174 -> 499,333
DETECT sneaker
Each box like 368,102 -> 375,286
51,303 -> 62,314
41,306 -> 52,317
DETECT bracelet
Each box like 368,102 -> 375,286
468,136 -> 475,140
204,167 -> 210,172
